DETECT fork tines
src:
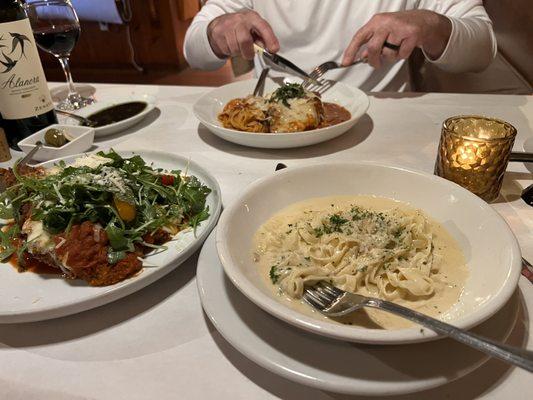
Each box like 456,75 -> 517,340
303,282 -> 344,310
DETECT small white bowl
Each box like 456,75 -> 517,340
18,124 -> 95,162
63,95 -> 156,137
193,78 -> 369,149
216,163 -> 522,344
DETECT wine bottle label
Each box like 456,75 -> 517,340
0,19 -> 54,120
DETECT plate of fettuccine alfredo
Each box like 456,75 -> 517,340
216,163 -> 521,344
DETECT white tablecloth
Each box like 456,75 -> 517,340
1,84 -> 532,400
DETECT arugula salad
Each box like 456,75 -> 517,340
0,150 -> 211,286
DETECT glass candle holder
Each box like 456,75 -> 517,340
435,115 -> 517,202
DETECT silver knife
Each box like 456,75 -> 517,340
253,44 -> 319,85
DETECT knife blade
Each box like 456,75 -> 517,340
253,44 -> 319,85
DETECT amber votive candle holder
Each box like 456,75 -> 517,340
434,115 -> 517,202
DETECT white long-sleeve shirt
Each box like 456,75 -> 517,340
184,0 -> 497,91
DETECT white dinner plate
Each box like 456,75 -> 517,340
198,232 -> 519,396
62,94 -> 156,137
216,163 -> 522,344
193,77 -> 369,149
0,150 -> 221,323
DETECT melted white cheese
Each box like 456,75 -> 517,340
269,94 -> 321,132
22,220 -> 55,254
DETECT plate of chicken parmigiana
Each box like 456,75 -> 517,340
0,150 -> 221,323
193,78 -> 369,149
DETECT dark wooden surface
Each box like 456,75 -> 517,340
42,0 -> 201,84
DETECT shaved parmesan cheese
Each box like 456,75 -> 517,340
93,167 -> 129,194
71,154 -> 113,169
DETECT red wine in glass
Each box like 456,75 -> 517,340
25,0 -> 94,111
33,25 -> 80,58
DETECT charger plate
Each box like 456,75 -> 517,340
197,232 -> 519,396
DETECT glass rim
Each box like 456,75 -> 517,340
442,114 -> 517,143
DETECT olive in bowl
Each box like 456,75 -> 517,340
18,124 -> 95,162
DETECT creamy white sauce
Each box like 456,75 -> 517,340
253,196 -> 468,330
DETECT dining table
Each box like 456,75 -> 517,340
0,82 -> 531,400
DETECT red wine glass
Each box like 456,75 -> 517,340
25,0 -> 94,110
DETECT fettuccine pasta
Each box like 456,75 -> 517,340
253,196 -> 468,329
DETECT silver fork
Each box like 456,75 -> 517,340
304,41 -> 401,88
302,58 -> 366,90
0,141 -> 43,194
310,59 -> 365,80
304,282 -> 533,373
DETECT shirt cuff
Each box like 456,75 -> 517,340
192,20 -> 227,71
422,15 -> 455,66
422,15 -> 496,73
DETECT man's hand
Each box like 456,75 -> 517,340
342,10 -> 452,68
207,10 -> 280,60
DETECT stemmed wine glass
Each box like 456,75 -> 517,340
25,0 -> 94,110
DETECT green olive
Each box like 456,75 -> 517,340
44,128 -> 68,148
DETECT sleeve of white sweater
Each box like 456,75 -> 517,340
417,0 -> 497,72
184,0 -> 252,70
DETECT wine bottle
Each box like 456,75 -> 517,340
0,0 -> 57,150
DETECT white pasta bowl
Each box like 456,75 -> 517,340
216,163 -> 522,344
193,77 -> 369,149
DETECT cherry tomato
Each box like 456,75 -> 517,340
161,175 -> 175,186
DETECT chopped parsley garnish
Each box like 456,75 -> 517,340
269,265 -> 280,284
312,227 -> 321,237
329,214 -> 348,228
269,83 -> 305,107
350,206 -> 372,221
393,227 -> 404,238
313,213 -> 350,237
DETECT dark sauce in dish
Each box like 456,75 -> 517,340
81,101 -> 148,128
